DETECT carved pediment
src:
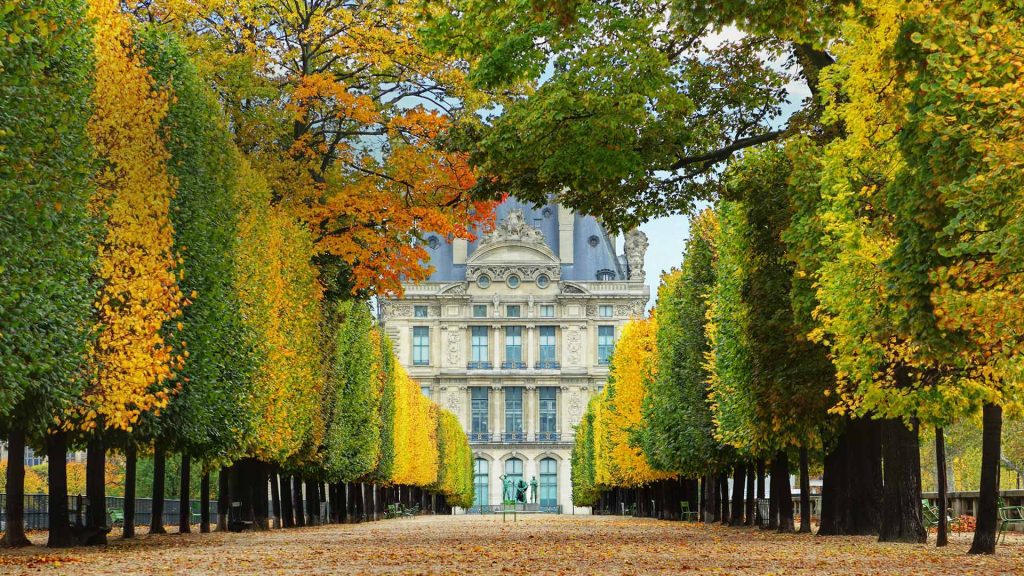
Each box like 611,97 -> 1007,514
469,208 -> 558,266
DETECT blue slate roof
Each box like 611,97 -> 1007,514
421,197 -> 624,282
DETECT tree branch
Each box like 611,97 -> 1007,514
668,129 -> 786,171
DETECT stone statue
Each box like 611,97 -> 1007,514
529,476 -> 538,504
515,479 -> 528,504
623,228 -> 649,281
479,208 -> 546,247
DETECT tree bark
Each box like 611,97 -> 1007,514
730,464 -> 746,526
217,465 -> 229,532
820,418 -> 883,536
150,442 -> 167,534
718,474 -> 729,525
293,476 -> 306,527
270,469 -> 281,529
280,475 -> 294,527
1,426 -> 31,547
123,446 -> 137,539
799,447 -> 812,533
745,466 -> 755,526
200,470 -> 211,533
701,475 -> 715,523
773,452 -> 795,533
84,435 -> 107,545
46,432 -> 72,548
935,426 -> 948,547
755,460 -> 766,528
178,454 -> 191,534
969,403 -> 1002,554
878,418 -> 926,543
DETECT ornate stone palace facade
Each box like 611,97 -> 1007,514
382,199 -> 649,513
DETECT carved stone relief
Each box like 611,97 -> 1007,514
567,329 -> 582,365
446,388 -> 462,415
568,391 -> 583,425
445,328 -> 461,365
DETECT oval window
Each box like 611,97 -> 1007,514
536,274 -> 550,288
477,275 -> 491,289
506,275 -> 521,289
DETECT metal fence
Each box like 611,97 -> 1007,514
463,503 -> 562,514
0,494 -> 219,531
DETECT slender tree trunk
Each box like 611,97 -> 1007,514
799,447 -> 811,533
46,432 -> 72,548
730,464 -> 746,526
774,452 -> 794,533
878,418 -> 926,543
744,467 -> 755,526
935,426 -> 948,547
200,470 -> 211,533
1,427 -> 31,547
150,442 -> 167,534
293,476 -> 306,527
217,465 -> 229,532
270,469 -> 281,529
253,462 -> 270,530
756,460 -> 766,528
306,479 -> 319,525
123,446 -> 137,539
178,454 -> 191,534
280,475 -> 294,528
718,474 -> 729,525
85,435 -> 107,545
701,475 -> 715,523
969,403 -> 1002,554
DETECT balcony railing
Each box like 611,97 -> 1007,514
500,361 -> 527,369
536,432 -> 561,442
467,361 -> 492,370
468,432 -> 571,444
469,431 -> 490,442
534,361 -> 560,369
502,432 -> 525,442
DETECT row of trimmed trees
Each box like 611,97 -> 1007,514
573,134 -> 1021,554
1,0 -> 472,549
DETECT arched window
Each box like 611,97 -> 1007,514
596,269 -> 615,281
539,458 -> 558,507
504,457 -> 524,502
473,458 -> 489,508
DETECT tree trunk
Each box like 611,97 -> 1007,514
755,460 -> 766,528
773,452 -> 794,533
123,446 -> 137,539
85,435 -> 107,545
150,442 -> 167,534
718,474 -> 729,525
179,454 -> 191,534
767,463 -> 779,531
217,465 -> 229,532
878,418 -> 926,543
253,461 -> 270,529
46,432 -> 72,548
935,426 -> 948,547
200,470 -> 211,533
730,464 -> 745,526
293,476 -> 306,527
1,427 -> 31,547
820,418 -> 883,536
969,403 -> 1002,554
280,475 -> 294,528
799,447 -> 811,533
701,475 -> 715,523
745,466 -> 755,526
270,469 -> 281,529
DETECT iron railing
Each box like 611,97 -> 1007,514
0,494 -> 220,530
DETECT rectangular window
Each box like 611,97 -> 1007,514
505,326 -> 522,364
539,387 -> 557,439
506,304 -> 521,318
598,325 -> 615,365
412,326 -> 430,365
414,305 -> 428,318
539,326 -> 557,364
471,326 -> 489,363
473,304 -> 487,318
420,385 -> 431,398
505,387 -> 523,436
540,304 -> 555,318
471,387 -> 489,438
599,304 -> 613,318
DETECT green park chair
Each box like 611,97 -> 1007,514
680,501 -> 699,522
108,507 -> 124,527
998,504 -> 1024,543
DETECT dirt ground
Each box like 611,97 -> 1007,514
1,514 -> 1023,575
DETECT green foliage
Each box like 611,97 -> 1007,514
0,0 -> 97,439
640,210 -> 729,475
570,398 -> 600,507
371,331 -> 397,484
432,410 -> 474,508
324,300 -> 381,482
137,25 -> 257,462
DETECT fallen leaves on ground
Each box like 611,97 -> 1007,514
1,515 -> 1022,575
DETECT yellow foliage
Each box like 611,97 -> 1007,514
81,0 -> 184,433
593,317 -> 675,488
390,363 -> 439,487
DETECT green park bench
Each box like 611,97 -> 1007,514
108,507 -> 124,527
680,501 -> 699,522
998,505 -> 1024,543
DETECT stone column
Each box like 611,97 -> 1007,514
492,385 -> 503,441
492,324 -> 501,368
525,385 -> 536,442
